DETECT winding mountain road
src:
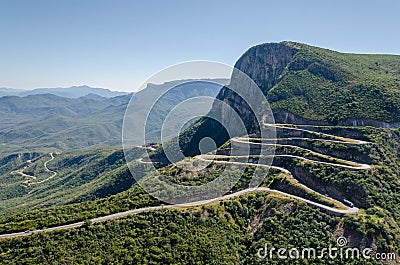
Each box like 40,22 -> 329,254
34,152 -> 57,184
0,124 -> 370,239
16,153 -> 57,187
0,186 -> 359,239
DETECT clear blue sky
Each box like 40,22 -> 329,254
0,0 -> 399,92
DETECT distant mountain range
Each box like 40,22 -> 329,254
0,85 -> 129,98
0,79 -> 227,152
1,43 -> 399,264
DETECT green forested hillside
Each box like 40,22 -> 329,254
1,43 -> 400,264
264,42 -> 400,123
0,125 -> 399,264
0,147 -> 146,216
224,41 -> 400,124
175,42 -> 400,161
0,94 -> 130,151
0,193 -> 392,265
0,79 -> 223,152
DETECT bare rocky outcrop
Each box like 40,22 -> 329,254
217,42 -> 400,128
231,42 -> 299,95
216,42 -> 299,131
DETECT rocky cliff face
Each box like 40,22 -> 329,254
177,42 -> 400,157
217,42 -> 299,131
217,41 -> 400,126
232,42 -> 299,95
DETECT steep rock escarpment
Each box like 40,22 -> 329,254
232,43 -> 299,95
177,41 -> 400,157
219,41 -> 400,126
217,42 -> 299,130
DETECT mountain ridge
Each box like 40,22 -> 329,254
0,79 -> 226,152
229,41 -> 400,126
174,42 -> 400,161
0,85 -> 128,98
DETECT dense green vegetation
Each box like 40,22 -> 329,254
1,43 -> 400,264
267,42 -> 400,123
0,124 -> 399,264
0,159 -> 279,233
173,43 -> 400,162
0,147 -> 146,217
0,193 -> 390,264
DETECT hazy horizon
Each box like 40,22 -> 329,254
0,77 -> 232,93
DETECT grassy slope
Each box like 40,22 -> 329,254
0,148 -> 145,216
268,42 -> 400,123
0,126 -> 398,264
